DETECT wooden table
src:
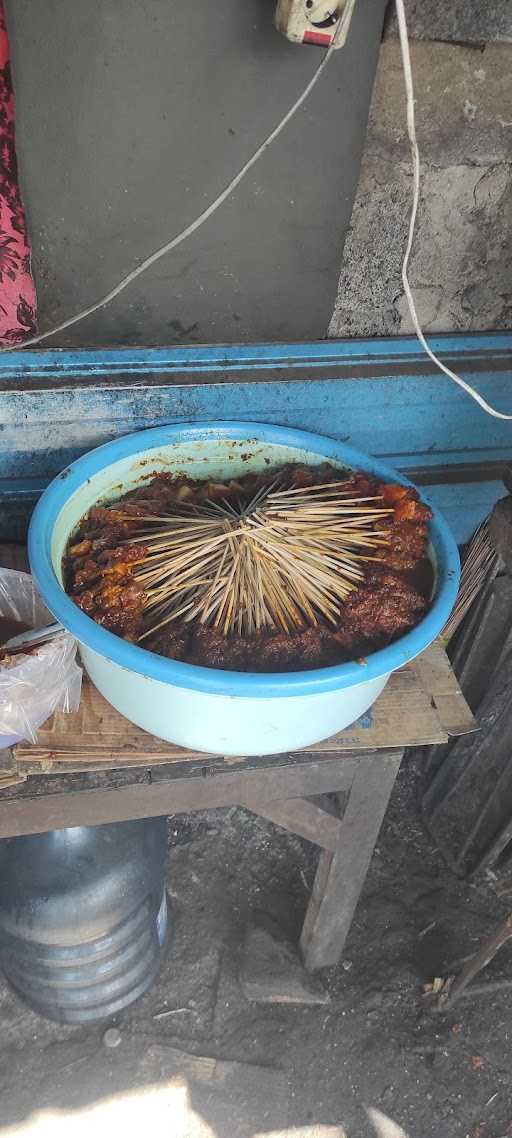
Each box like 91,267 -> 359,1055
0,540 -> 471,971
0,579 -> 474,972
0,743 -> 403,970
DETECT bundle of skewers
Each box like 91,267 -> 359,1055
67,472 -> 395,641
65,464 -> 433,674
130,479 -> 393,639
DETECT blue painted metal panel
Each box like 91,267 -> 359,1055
420,482 -> 504,546
0,333 -> 511,379
0,333 -> 511,543
2,376 -> 511,477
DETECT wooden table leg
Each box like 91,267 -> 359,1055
300,750 -> 404,970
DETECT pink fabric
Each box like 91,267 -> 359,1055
0,2 -> 36,343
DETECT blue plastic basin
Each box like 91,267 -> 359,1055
28,422 -> 460,755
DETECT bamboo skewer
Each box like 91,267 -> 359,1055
111,476 -> 394,638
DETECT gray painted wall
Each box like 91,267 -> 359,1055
6,0 -> 386,348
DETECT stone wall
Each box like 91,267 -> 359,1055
384,0 -> 512,44
330,40 -> 512,338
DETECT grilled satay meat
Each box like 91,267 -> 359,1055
64,464 -> 432,670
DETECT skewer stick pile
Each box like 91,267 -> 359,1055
122,479 -> 392,639
442,520 -> 498,643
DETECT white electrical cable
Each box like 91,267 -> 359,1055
4,43 -> 335,353
395,0 -> 512,420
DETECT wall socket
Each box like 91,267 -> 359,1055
274,0 -> 357,47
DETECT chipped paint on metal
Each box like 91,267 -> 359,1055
1,333 -> 511,544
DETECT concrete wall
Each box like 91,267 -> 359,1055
5,0 -> 386,348
384,0 -> 512,44
330,40 -> 512,338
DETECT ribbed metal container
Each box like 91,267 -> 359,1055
0,818 -> 168,1024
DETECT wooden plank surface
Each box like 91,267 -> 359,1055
0,752 -> 361,839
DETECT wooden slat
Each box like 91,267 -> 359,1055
300,750 -> 403,969
0,753 -> 358,839
241,794 -> 342,852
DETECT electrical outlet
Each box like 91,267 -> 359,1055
274,0 -> 357,47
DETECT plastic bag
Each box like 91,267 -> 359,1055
0,568 -> 82,745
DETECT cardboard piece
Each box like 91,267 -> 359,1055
15,641 -> 476,774
0,747 -> 26,788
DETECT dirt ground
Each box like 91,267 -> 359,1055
0,751 -> 511,1138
